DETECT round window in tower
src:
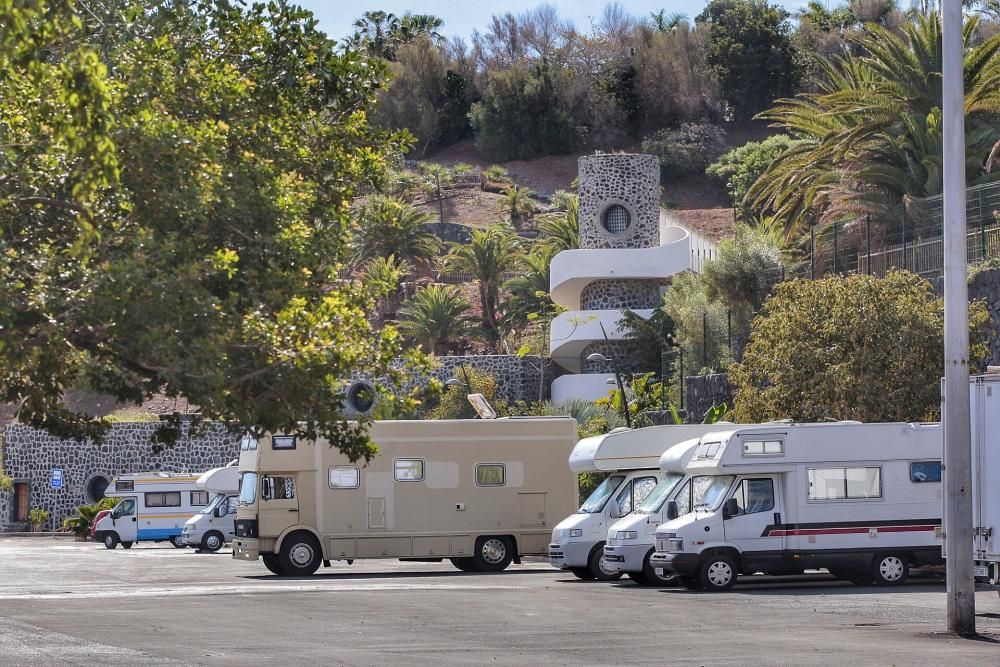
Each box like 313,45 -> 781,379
85,473 -> 111,503
601,204 -> 632,235
347,381 -> 376,414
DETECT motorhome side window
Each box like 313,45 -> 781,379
117,480 -> 134,492
695,442 -> 722,459
476,464 -> 505,487
742,440 -> 783,456
272,435 -> 296,450
262,475 -> 296,501
732,479 -> 775,514
909,461 -> 942,483
808,467 -> 881,500
329,466 -> 360,489
190,491 -> 210,506
145,492 -> 181,507
394,459 -> 425,482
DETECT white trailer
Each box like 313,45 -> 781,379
548,424 -> 734,581
94,472 -> 207,549
181,462 -> 240,552
650,422 -> 943,591
602,438 -> 701,585
964,373 -> 1000,585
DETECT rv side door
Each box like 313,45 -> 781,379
721,476 -> 785,572
113,497 -> 138,541
258,474 -> 300,539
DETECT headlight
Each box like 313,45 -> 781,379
569,528 -> 583,538
669,538 -> 684,552
616,530 -> 638,540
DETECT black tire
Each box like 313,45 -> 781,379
588,543 -> 622,581
848,572 -> 874,586
278,533 -> 322,576
472,536 -> 514,572
121,541 -> 133,549
871,553 -> 909,586
201,531 -> 225,553
644,550 -> 679,586
698,553 -> 738,591
170,535 -> 186,549
570,567 -> 593,580
680,575 -> 703,590
626,571 -> 650,585
102,532 -> 119,550
449,557 -> 476,572
262,553 -> 284,576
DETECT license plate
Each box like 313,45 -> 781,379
973,565 -> 989,578
655,568 -> 664,577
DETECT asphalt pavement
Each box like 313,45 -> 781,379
1,537 -> 998,665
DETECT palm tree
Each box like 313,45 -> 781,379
648,10 -> 687,32
749,14 -> 1000,238
497,185 -> 537,229
352,195 -> 441,267
350,11 -> 400,59
537,194 -> 580,251
359,255 -> 413,325
397,284 -> 477,355
398,14 -> 445,44
444,225 -> 524,349
504,245 -> 558,337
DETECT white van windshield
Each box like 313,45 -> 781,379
578,475 -> 626,513
635,473 -> 685,513
693,475 -> 736,511
200,493 -> 226,515
238,472 -> 258,505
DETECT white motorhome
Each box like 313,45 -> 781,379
650,422 -> 943,590
181,462 -> 240,552
548,424 -> 733,581
602,438 -> 700,585
963,372 -> 1000,585
232,418 -> 578,576
94,472 -> 207,549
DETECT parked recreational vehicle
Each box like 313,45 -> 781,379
181,462 -> 240,552
650,422 -> 943,590
548,425 -> 732,581
965,373 -> 1000,585
602,438 -> 700,585
94,472 -> 206,549
232,418 -> 577,576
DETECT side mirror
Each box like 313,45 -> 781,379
215,506 -> 226,519
722,497 -> 739,520
665,500 -> 679,521
609,503 -> 622,519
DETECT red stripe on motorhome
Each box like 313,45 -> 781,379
767,525 -> 938,537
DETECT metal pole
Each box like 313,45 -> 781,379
833,222 -> 838,274
437,174 -> 444,224
810,226 -> 816,279
599,322 -> 631,429
678,347 -> 684,411
702,312 -> 708,369
866,215 -> 872,276
902,204 -> 907,271
979,187 -> 986,262
942,0 -> 976,636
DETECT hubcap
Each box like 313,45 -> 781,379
207,535 -> 221,550
105,536 -> 114,547
707,560 -> 733,587
481,538 -> 506,564
289,542 -> 315,568
599,558 -> 618,576
879,556 -> 904,581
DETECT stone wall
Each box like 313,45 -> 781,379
428,355 -> 555,404
579,341 -> 652,375
579,279 -> 665,311
424,221 -> 471,244
970,269 -> 1000,366
0,490 -> 11,528
1,421 -> 240,530
578,154 -> 660,249
684,373 -> 735,424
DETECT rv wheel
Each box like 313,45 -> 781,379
679,575 -> 703,590
626,571 -> 651,585
588,544 -> 622,581
201,531 -> 224,553
170,536 -> 186,549
570,567 -> 593,580
872,554 -> 908,586
644,550 -> 679,586
279,533 -> 322,576
698,554 -> 738,591
103,532 -> 119,550
473,536 -> 514,572
449,557 -> 476,572
262,553 -> 285,576
121,541 -> 133,549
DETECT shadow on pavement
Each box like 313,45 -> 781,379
241,567 -> 556,582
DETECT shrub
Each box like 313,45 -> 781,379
423,367 -> 510,419
397,284 -> 478,355
641,123 -> 727,181
702,223 -> 786,309
706,135 -> 797,206
29,508 -> 50,531
662,272 -> 732,373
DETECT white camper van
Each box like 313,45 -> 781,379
181,462 -> 240,552
548,425 -> 732,581
964,373 -> 1000,585
650,422 -> 943,590
602,438 -> 700,585
94,472 -> 206,549
232,418 -> 578,576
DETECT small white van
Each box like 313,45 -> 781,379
181,463 -> 240,552
548,424 -> 733,581
94,472 -> 206,549
650,422 -> 943,590
963,372 -> 1000,585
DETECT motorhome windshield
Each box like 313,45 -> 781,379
199,493 -> 226,515
635,473 -> 685,513
238,472 -> 258,505
693,475 -> 736,511
578,475 -> 626,513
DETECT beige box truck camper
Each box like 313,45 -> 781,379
233,418 -> 578,576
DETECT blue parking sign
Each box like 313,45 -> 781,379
50,468 -> 64,489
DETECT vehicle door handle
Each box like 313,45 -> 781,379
288,509 -> 298,513
131,517 -> 137,522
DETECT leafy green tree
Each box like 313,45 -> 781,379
497,185 -> 538,229
706,135 -> 799,208
617,308 -> 677,374
662,273 -> 732,372
444,226 -> 524,349
469,62 -> 574,161
397,284 -> 478,355
730,271 -> 992,423
352,195 -> 441,266
537,195 -> 581,252
641,123 -> 727,181
696,0 -> 797,120
504,245 -> 558,337
0,1 -> 413,458
703,223 -> 786,309
359,255 -> 413,326
348,11 -> 443,61
424,367 -> 509,419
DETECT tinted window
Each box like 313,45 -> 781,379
262,475 -> 296,501
145,492 -> 181,507
910,461 -> 942,483
190,491 -> 210,506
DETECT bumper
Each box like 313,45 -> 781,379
649,551 -> 701,576
548,540 -> 594,569
181,530 -> 203,547
232,538 -> 260,561
602,542 -> 650,574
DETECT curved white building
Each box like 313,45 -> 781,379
549,154 -> 697,404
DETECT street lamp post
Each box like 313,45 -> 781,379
587,352 -> 632,429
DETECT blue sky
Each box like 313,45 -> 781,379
298,1 -> 810,43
